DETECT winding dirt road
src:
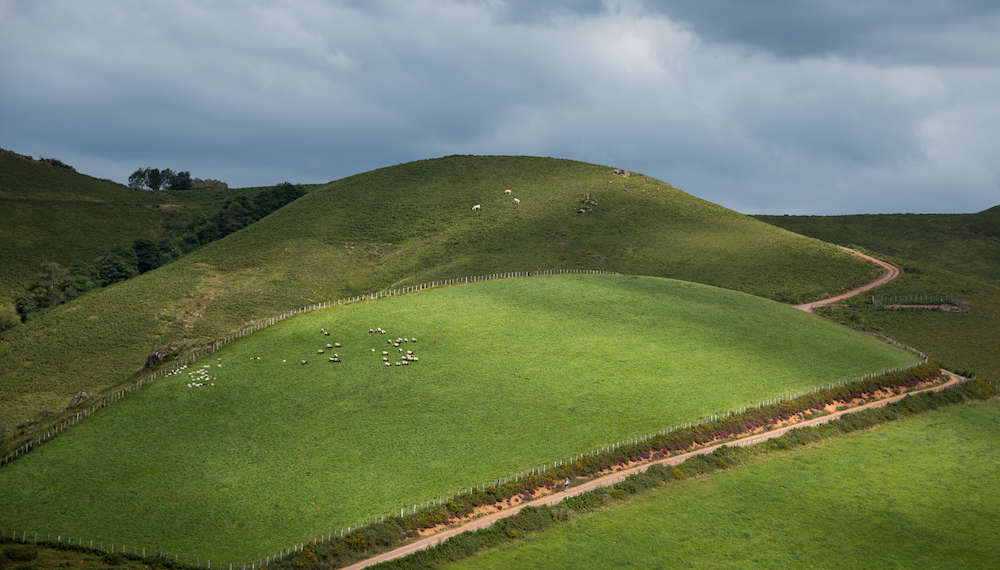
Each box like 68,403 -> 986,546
794,246 -> 900,312
344,247 -> 915,569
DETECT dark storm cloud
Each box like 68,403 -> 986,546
0,0 -> 997,214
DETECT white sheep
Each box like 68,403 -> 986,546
513,198 -> 520,206
504,189 -> 512,196
472,204 -> 481,212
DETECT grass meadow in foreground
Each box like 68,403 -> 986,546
449,399 -> 1000,569
0,275 -> 916,563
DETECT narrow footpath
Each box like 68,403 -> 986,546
345,248 -> 917,569
794,246 -> 900,312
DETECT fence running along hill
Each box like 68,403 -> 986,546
870,294 -> 970,312
1,348 -> 942,570
1,269 -> 615,468
0,269 -> 935,569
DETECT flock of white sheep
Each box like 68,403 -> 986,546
292,326 -> 421,369
472,188 -> 520,213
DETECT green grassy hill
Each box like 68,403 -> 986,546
756,207 -> 1000,285
753,211 -> 1000,380
0,274 -> 916,563
448,399 -> 1000,569
0,149 -> 271,302
0,155 -> 881,444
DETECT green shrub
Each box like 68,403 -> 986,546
4,545 -> 38,561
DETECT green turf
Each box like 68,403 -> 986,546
0,275 -> 916,563
448,399 -> 1000,569
755,206 -> 1000,286
0,155 -> 882,442
753,211 -> 1000,380
816,257 -> 1000,381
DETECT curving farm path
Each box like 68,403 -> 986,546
343,248 -> 921,570
794,246 -> 900,312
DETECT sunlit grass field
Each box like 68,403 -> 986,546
450,399 -> 1000,569
0,155 -> 881,442
0,275 -> 915,563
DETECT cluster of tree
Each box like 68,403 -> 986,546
11,183 -> 305,323
128,167 -> 193,190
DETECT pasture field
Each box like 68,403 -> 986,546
816,258 -> 1000,380
756,206 -> 1000,286
0,155 -> 881,446
0,275 -> 916,563
448,399 -> 1000,569
754,211 -> 1000,380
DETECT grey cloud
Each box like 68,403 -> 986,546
0,0 -> 997,214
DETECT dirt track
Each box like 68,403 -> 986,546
794,246 -> 900,312
344,248 -> 918,569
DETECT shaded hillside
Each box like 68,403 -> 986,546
754,209 -> 1000,380
756,207 -> 1000,285
0,155 -> 879,443
0,149 -> 270,302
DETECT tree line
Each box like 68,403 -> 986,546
128,167 -> 229,191
9,183 -> 305,324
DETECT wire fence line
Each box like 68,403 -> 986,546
870,294 -> 970,312
2,347 -> 941,570
1,269 -> 614,468
1,269 -> 936,569
239,333 -> 934,569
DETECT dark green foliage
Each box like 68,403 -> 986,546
3,545 -> 37,561
13,261 -> 95,322
10,182 -> 306,320
129,167 -> 195,191
167,170 -> 192,190
94,247 -> 140,286
38,157 -> 74,171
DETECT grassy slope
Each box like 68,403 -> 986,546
0,155 -> 880,439
755,211 -> 1000,380
756,207 -> 1000,286
451,399 -> 1000,569
0,151 -> 266,302
0,275 -> 915,563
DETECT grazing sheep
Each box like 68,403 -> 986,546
329,357 -> 336,362
472,204 -> 481,212
385,362 -> 391,367
334,342 -> 341,348
395,362 -> 401,366
317,349 -> 325,354
382,351 -> 389,355
323,331 -> 330,336
383,357 -> 389,361
406,350 -> 413,355
513,198 -> 520,206
369,328 -> 374,334
326,343 -> 333,349
300,359 -> 308,365
411,338 -> 417,342
402,360 -> 410,366
504,189 -> 512,196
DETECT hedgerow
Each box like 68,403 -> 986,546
272,370 -> 990,569
366,378 -> 996,569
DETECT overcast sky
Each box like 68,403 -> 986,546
1,0 -> 997,214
